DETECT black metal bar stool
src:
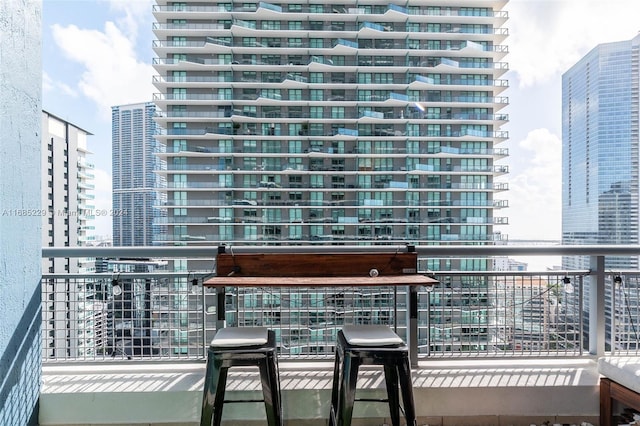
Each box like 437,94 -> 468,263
329,325 -> 416,426
200,327 -> 283,426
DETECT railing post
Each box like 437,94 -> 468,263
216,288 -> 226,331
426,289 -> 431,358
589,255 -> 606,357
202,284 -> 208,357
407,285 -> 418,368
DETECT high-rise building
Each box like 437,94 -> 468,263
42,110 -> 96,273
562,33 -> 640,350
151,0 -> 509,259
41,111 -> 101,358
562,34 -> 640,270
151,0 -> 509,354
112,102 -> 167,246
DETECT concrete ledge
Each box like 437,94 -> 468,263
39,358 -> 601,426
598,356 -> 640,394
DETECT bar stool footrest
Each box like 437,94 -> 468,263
355,398 -> 390,403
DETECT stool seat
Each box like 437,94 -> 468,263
201,327 -> 282,426
342,325 -> 404,346
211,326 -> 269,347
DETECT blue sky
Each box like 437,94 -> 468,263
42,0 -> 640,243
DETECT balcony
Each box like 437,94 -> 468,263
38,245 -> 640,425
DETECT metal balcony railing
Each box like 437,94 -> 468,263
41,245 -> 640,364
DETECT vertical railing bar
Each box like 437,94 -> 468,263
393,286 -> 398,335
512,274 -> 518,355
201,282 -> 207,358
426,288 -> 431,358
578,274 -> 584,354
611,273 -> 616,355
407,284 -> 418,368
589,255 -> 606,357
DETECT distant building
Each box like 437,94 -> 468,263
493,257 -> 527,271
112,102 -> 166,246
562,34 -> 640,270
41,111 -> 100,359
151,0 -> 511,355
151,0 -> 510,260
562,33 -> 640,350
42,110 -> 95,273
491,276 -> 573,352
95,258 -> 169,357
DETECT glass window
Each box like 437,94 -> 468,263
310,89 -> 324,101
289,140 -> 302,153
331,107 -> 345,119
310,175 -> 323,188
261,21 -> 280,30
243,140 -> 257,153
309,73 -> 324,83
289,89 -> 302,101
172,88 -> 186,100
172,139 -> 187,152
171,71 -> 186,83
242,37 -> 257,46
310,106 -> 324,118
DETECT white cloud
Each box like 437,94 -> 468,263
508,0 -> 640,87
43,72 -> 54,92
43,71 -> 79,98
504,128 -> 562,240
106,0 -> 154,42
50,19 -> 154,120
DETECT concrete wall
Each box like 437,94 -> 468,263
39,360 -> 601,426
0,0 -> 43,425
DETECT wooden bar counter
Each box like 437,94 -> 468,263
204,251 -> 438,366
204,274 -> 437,288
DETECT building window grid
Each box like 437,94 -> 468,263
153,1 -> 506,250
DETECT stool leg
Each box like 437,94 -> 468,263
259,354 -> 283,426
397,355 -> 416,426
329,349 -> 342,426
383,363 -> 400,426
338,352 -> 360,426
272,352 -> 283,426
200,354 -> 220,426
200,354 -> 227,426
212,365 -> 228,426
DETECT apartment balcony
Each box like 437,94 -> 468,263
38,245 -> 640,426
152,3 -> 509,21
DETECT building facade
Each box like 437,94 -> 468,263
0,1 -> 42,424
562,33 -> 640,351
112,102 -> 167,246
562,34 -> 640,270
42,111 -> 96,272
41,111 -> 100,359
151,0 -> 509,354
